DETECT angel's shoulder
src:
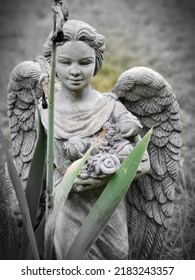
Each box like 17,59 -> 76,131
103,92 -> 130,116
114,99 -> 133,117
104,92 -> 142,137
105,93 -> 139,120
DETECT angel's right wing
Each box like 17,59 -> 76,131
112,67 -> 182,259
7,56 -> 50,188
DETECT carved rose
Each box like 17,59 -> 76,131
114,140 -> 134,161
63,136 -> 87,160
95,154 -> 120,175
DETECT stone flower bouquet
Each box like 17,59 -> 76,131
63,122 -> 140,191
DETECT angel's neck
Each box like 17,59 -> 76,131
60,84 -> 93,102
55,84 -> 101,113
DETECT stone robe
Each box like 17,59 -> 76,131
40,92 -> 142,259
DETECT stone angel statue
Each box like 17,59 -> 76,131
7,18 -> 181,259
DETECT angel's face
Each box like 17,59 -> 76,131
56,41 -> 96,92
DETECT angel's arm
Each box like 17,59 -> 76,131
112,100 -> 151,177
113,100 -> 143,138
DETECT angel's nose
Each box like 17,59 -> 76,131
70,64 -> 81,76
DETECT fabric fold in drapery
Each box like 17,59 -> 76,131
40,94 -> 116,139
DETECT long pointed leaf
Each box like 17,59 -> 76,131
25,214 -> 45,259
65,128 -> 152,260
21,113 -> 46,259
0,129 -> 39,260
26,112 -> 46,227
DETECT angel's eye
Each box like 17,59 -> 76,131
79,59 -> 93,66
58,57 -> 72,65
62,59 -> 71,65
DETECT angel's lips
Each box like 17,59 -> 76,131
68,78 -> 83,85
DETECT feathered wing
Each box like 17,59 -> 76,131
112,67 -> 182,259
7,56 -> 50,188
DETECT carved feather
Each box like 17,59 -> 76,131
7,56 -> 50,188
137,175 -> 154,200
153,180 -> 167,204
112,66 -> 181,259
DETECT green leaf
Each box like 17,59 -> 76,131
26,112 -> 46,228
21,112 -> 46,259
44,144 -> 95,260
45,44 -> 56,219
0,129 -> 40,260
25,214 -> 45,259
65,128 -> 152,260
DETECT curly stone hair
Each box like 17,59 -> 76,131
43,20 -> 106,76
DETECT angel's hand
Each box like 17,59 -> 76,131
135,150 -> 150,178
133,134 -> 151,178
72,177 -> 110,192
38,73 -> 50,97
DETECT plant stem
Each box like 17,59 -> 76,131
45,0 -> 69,259
45,1 -> 58,221
44,3 -> 57,259
46,42 -> 56,219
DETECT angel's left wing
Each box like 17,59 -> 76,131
7,56 -> 50,188
112,66 -> 182,259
